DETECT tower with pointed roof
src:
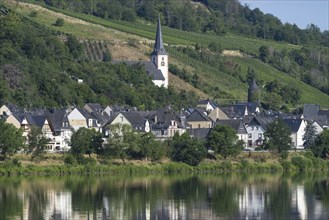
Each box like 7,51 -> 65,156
248,79 -> 260,103
151,17 -> 168,88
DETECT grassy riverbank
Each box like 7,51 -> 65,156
0,152 -> 328,176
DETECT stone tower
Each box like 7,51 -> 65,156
151,17 -> 168,88
248,79 -> 260,103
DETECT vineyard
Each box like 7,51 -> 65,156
83,40 -> 110,61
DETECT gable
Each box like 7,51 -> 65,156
110,113 -> 132,126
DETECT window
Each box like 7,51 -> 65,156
248,140 -> 252,147
162,57 -> 164,61
256,126 -> 259,130
252,126 -> 254,130
248,133 -> 252,138
120,116 -> 124,122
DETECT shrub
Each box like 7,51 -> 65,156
221,161 -> 233,171
54,18 -> 64,27
64,154 -> 77,165
281,160 -> 294,172
291,156 -> 312,171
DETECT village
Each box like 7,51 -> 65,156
0,17 -> 328,154
0,99 -> 328,153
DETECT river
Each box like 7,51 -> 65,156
0,173 -> 328,220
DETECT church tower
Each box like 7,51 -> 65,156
151,17 -> 168,88
248,79 -> 260,103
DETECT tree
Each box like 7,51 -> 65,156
70,127 -> 103,156
171,132 -> 207,166
106,124 -> 139,164
312,129 -> 329,159
26,126 -> 50,161
263,119 -> 291,158
54,18 -> 64,27
140,132 -> 164,161
207,125 -> 244,159
303,123 -> 317,148
259,45 -> 269,62
0,120 -> 24,160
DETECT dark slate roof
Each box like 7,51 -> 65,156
303,104 -> 320,119
283,119 -> 302,133
106,111 -> 147,132
221,102 -> 258,118
187,128 -> 211,139
255,116 -> 277,130
316,110 -> 329,127
46,108 -> 70,131
151,17 -> 167,56
151,107 -> 181,130
197,99 -> 218,108
217,119 -> 247,134
122,112 -> 146,128
5,103 -> 21,114
186,109 -> 212,122
86,103 -> 103,112
112,61 -> 165,81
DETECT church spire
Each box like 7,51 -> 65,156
152,16 -> 167,55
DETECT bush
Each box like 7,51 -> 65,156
54,18 -> 65,27
64,154 -> 77,165
291,156 -> 312,171
281,160 -> 295,172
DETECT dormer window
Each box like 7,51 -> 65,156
88,119 -> 93,127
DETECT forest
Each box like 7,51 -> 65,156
0,8 -> 197,109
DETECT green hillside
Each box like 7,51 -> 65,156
2,0 -> 329,109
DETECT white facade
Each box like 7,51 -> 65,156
290,120 -> 307,149
246,124 -> 265,148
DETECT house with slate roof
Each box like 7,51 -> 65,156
103,111 -> 151,137
187,128 -> 211,140
221,102 -> 260,119
150,107 -> 185,140
5,113 -> 56,150
112,17 -> 168,88
186,108 -> 213,129
67,108 -> 101,132
243,116 -> 276,148
196,99 -> 218,112
46,108 -> 72,151
283,118 -> 307,149
217,119 -> 248,147
0,103 -> 21,119
302,104 -> 329,129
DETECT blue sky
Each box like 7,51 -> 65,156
239,0 -> 329,31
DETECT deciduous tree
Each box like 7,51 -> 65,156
207,125 -> 244,159
0,120 -> 24,160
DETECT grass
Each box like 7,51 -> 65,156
1,152 -> 328,176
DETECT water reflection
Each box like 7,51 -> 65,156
0,173 -> 328,220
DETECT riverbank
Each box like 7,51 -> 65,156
0,152 -> 328,176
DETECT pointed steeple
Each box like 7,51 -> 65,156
152,16 -> 167,55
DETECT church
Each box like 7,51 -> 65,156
150,17 -> 168,88
113,17 -> 168,88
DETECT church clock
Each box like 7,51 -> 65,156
161,62 -> 165,66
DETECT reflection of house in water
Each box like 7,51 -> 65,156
238,185 -> 265,219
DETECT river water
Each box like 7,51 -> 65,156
0,173 -> 328,220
